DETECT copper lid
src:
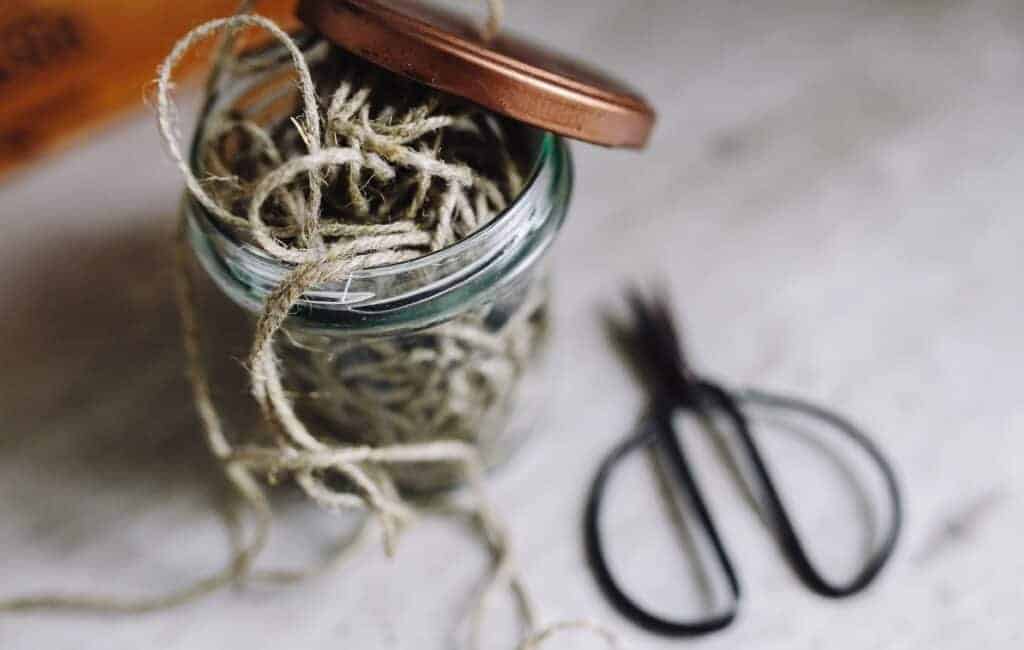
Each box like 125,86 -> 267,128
297,0 -> 655,148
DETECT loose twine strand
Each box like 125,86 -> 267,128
481,0 -> 505,42
0,6 -> 623,649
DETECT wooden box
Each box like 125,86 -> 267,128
0,0 -> 297,179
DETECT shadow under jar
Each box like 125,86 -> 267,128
186,51 -> 573,493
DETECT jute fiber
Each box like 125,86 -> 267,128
194,31 -> 550,492
0,7 -> 621,649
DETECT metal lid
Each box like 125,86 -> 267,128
297,0 -> 655,148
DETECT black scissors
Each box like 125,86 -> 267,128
584,291 -> 903,636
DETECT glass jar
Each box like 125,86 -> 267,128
185,55 -> 573,491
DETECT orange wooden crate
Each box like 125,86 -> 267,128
0,0 -> 298,180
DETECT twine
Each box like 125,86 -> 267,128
1,7 -> 624,649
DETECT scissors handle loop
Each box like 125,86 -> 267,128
725,385 -> 903,598
584,407 -> 741,636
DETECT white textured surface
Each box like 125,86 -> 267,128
1,1 -> 1022,647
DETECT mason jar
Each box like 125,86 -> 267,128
185,49 -> 573,491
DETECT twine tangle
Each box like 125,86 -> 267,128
1,6 -> 625,649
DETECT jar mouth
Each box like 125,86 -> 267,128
188,131 -> 572,331
193,126 -> 551,278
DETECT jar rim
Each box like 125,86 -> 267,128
187,132 -> 572,331
192,128 -> 554,279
